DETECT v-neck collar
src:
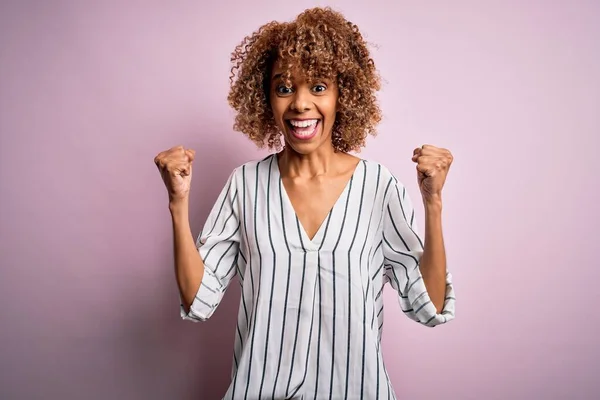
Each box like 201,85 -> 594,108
272,153 -> 362,250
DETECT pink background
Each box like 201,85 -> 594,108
1,1 -> 599,399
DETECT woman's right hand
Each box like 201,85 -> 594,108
154,145 -> 195,205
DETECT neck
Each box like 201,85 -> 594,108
278,141 -> 340,178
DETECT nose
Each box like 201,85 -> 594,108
290,87 -> 312,112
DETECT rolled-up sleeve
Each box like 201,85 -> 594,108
180,169 -> 241,322
382,179 -> 456,327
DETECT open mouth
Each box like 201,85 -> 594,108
286,119 -> 320,140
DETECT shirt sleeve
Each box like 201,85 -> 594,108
180,169 -> 241,322
382,178 -> 456,327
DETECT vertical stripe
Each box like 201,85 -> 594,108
258,156 -> 277,398
243,161 -> 265,400
284,211 -> 307,395
273,177 -> 293,397
370,241 -> 383,331
230,167 -> 247,400
201,178 -> 234,242
312,212 -> 333,400
328,174 -> 354,400
344,161 -> 367,399
358,162 -> 380,398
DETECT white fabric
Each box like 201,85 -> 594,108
180,154 -> 456,399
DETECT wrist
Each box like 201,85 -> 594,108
169,198 -> 189,216
423,195 -> 442,213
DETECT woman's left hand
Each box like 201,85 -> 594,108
412,144 -> 453,203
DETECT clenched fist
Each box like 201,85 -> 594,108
154,145 -> 196,204
412,144 -> 453,203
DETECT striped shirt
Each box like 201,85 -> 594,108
180,153 -> 456,399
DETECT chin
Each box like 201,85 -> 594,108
283,135 -> 333,156
285,142 -> 318,155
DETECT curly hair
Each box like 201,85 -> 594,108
227,7 -> 382,153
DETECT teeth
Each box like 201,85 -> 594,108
289,119 -> 318,128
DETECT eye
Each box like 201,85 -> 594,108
312,84 -> 327,93
276,85 -> 293,95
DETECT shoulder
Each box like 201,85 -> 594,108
358,158 -> 417,212
359,158 -> 406,188
226,154 -> 277,183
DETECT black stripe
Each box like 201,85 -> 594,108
272,161 -> 293,397
344,161 -> 366,399
223,239 -> 241,278
406,276 -> 423,294
194,297 -> 214,308
358,163 -> 380,399
369,240 -> 384,330
231,165 -> 247,398
328,173 -> 354,400
213,190 -> 239,237
382,234 -> 412,287
382,260 -> 405,297
376,349 -> 380,400
243,161 -> 265,400
230,166 -> 247,399
235,252 -> 246,281
200,282 -> 216,293
378,177 -> 395,230
414,300 -> 430,314
385,204 -> 411,252
258,156 -> 277,398
236,254 -> 250,361
241,166 -> 253,323
312,212 -> 333,400
272,204 -> 294,396
371,262 -> 386,282
202,203 -> 239,263
201,176 -> 234,242
284,209 -> 307,395
386,369 -> 391,400
374,284 -> 385,301
285,221 -> 316,399
394,184 -> 424,249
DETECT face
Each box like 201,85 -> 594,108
269,63 -> 338,155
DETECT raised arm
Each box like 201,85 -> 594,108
155,146 -> 204,312
381,145 -> 456,327
412,144 -> 454,313
155,146 -> 241,321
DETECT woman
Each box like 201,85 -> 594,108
154,7 -> 456,399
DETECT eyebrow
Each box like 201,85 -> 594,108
271,73 -> 284,81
